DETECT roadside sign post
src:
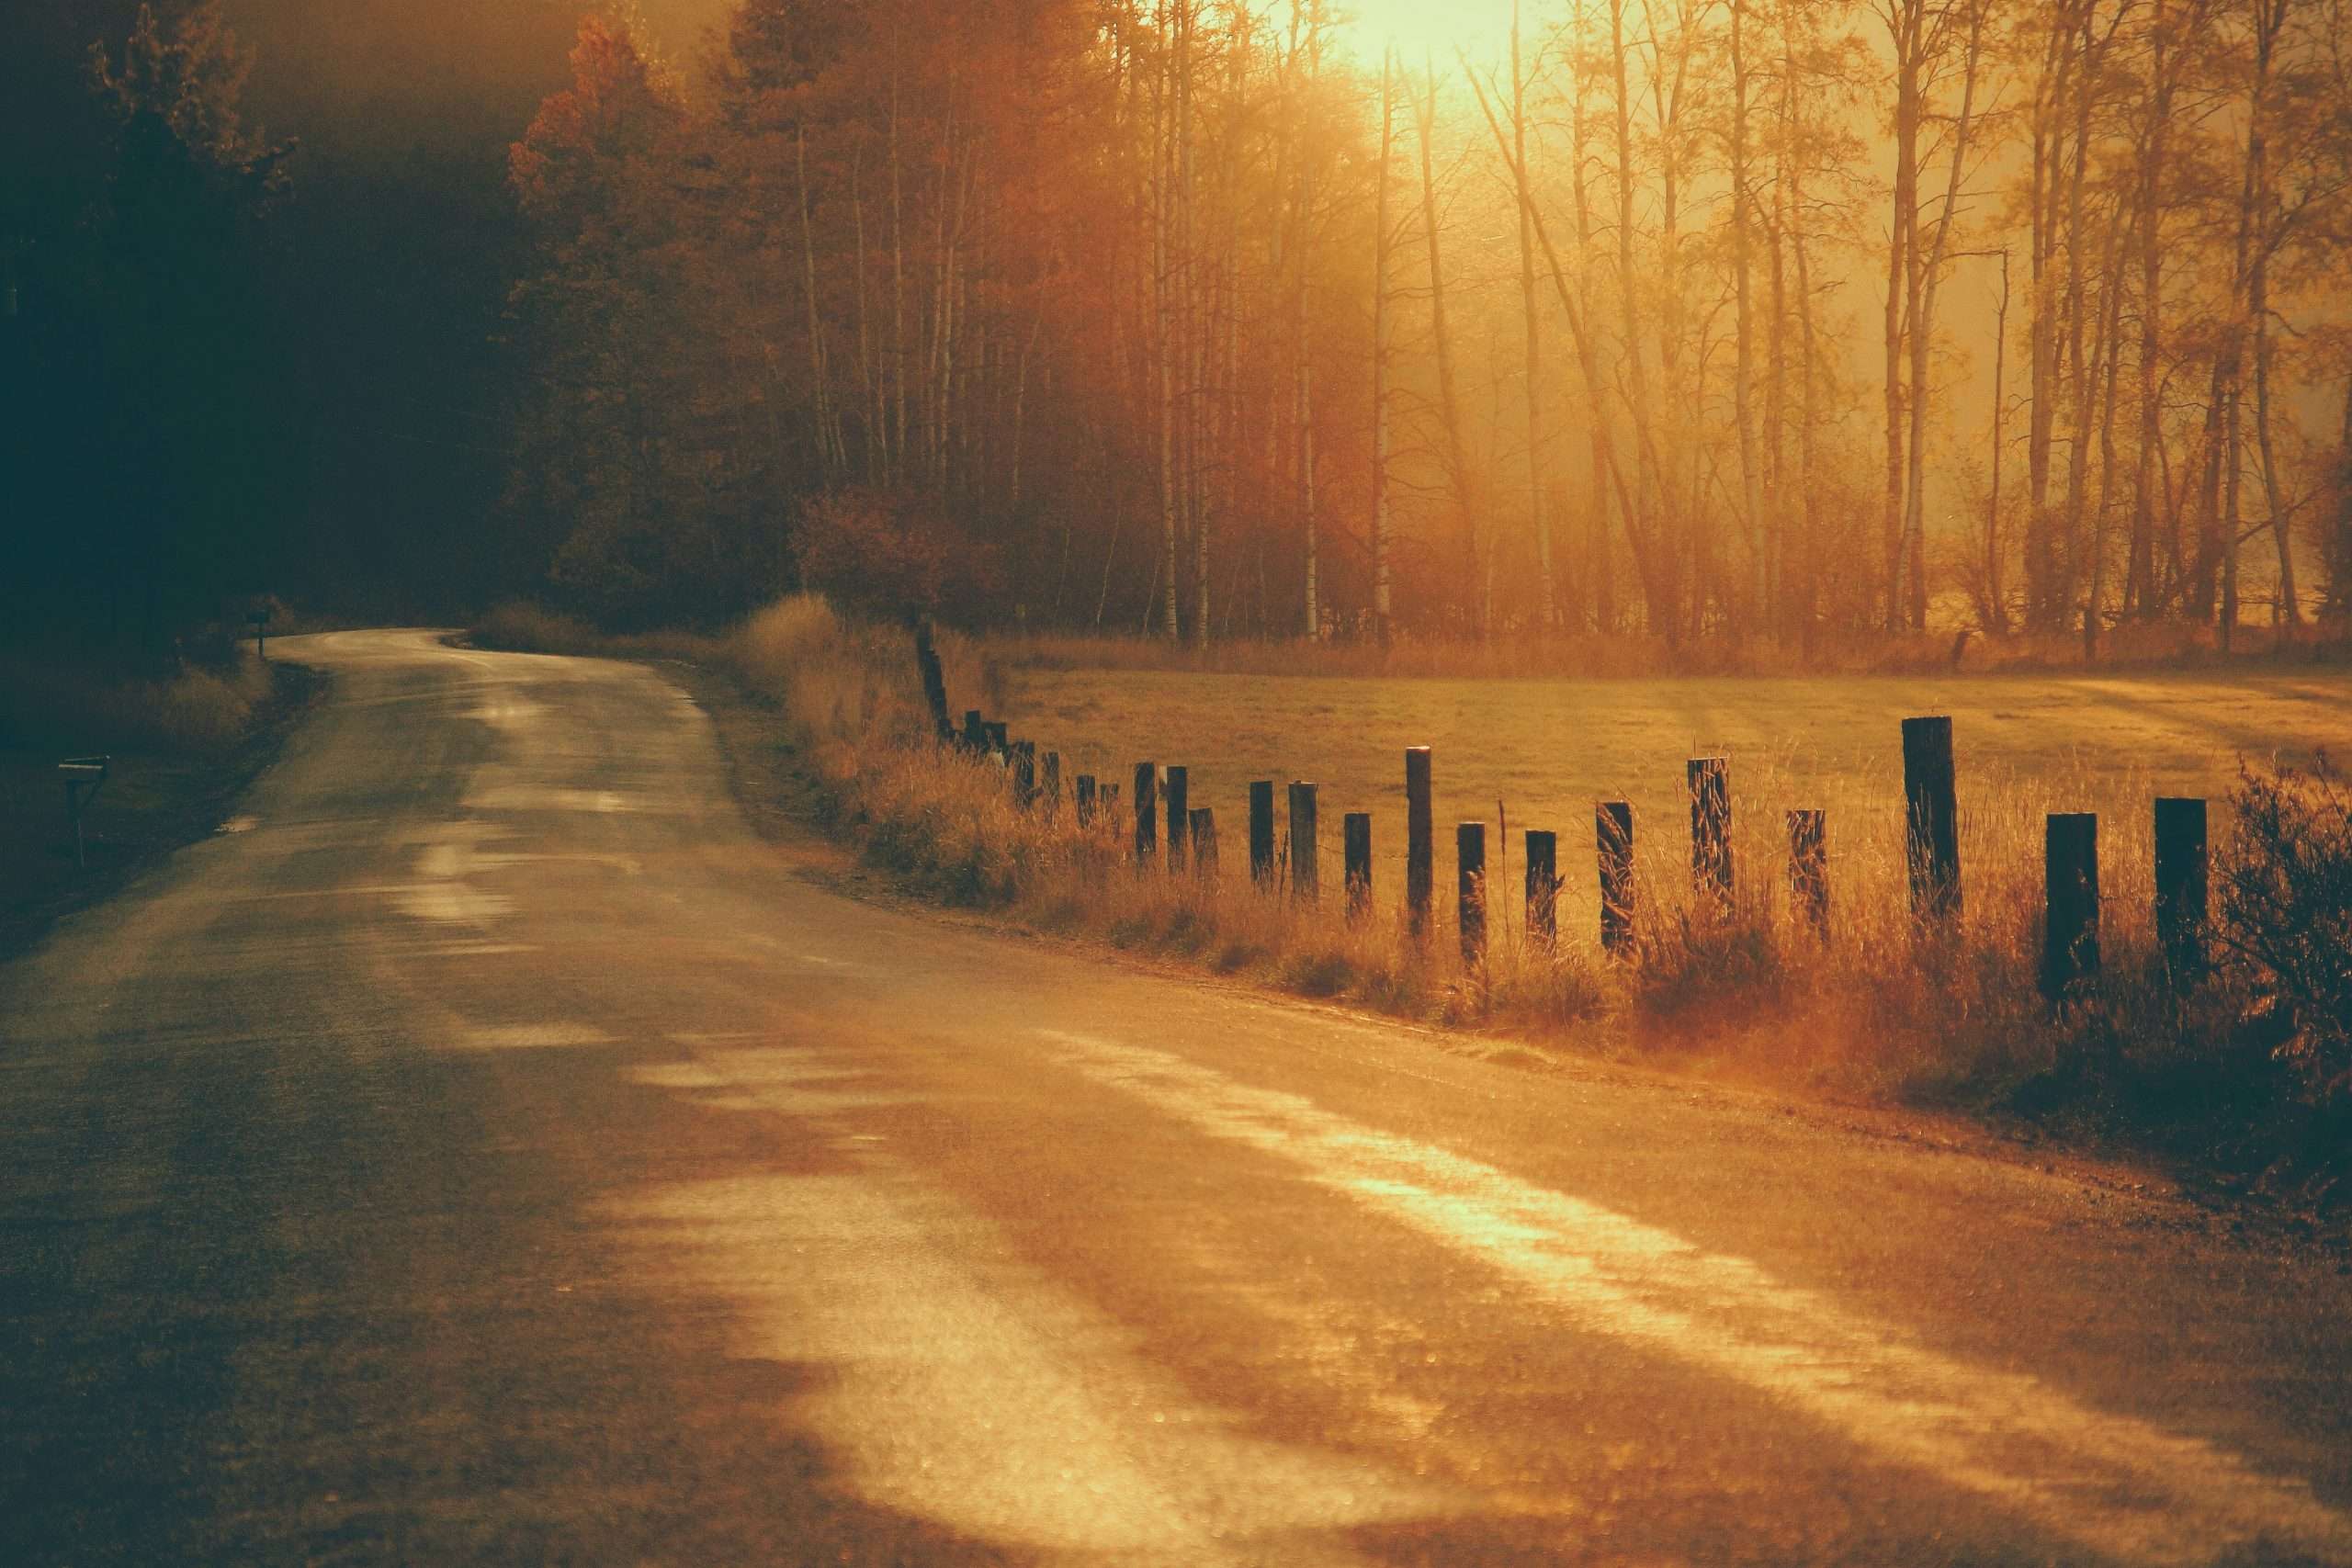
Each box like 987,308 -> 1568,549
58,756 -> 109,869
248,605 -> 272,660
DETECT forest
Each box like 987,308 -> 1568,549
6,0 -> 2352,660
502,0 -> 2352,650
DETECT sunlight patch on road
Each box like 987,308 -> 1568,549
448,1022 -> 615,1051
604,1165 -> 1448,1566
1042,1029 -> 2352,1568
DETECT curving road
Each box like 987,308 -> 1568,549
3,628 -> 2348,1565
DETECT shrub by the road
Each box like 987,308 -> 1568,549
2219,755 -> 2352,1109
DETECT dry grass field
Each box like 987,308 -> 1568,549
994,664 -> 2350,946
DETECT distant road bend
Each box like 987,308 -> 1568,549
4,627 -> 2350,1566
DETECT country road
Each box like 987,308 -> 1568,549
4,627 -> 2349,1567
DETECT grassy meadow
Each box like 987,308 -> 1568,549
995,665 -> 2349,954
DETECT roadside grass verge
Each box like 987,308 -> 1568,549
0,649 -> 321,957
478,595 -> 2352,1205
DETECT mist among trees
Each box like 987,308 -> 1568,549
8,0 -> 2352,658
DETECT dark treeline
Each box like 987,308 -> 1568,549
2,1 -> 561,669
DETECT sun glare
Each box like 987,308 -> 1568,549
1332,0 -> 1521,63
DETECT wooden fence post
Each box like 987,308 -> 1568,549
1406,747 -> 1433,937
985,721 -> 1009,761
1786,809 -> 1828,933
1524,829 -> 1557,949
1343,812 -> 1373,921
1288,783 -> 1319,902
2041,813 -> 2100,1000
1165,765 -> 1190,873
1099,782 -> 1120,825
1012,740 -> 1036,809
1902,716 -> 1962,920
2154,797 -> 2208,981
914,619 -> 953,741
1250,782 -> 1276,887
1688,757 -> 1733,906
1597,801 -> 1634,954
1457,823 -> 1487,967
1076,773 -> 1097,826
1041,752 -> 1061,820
1191,807 -> 1218,878
963,709 -> 986,753
1134,763 -> 1158,863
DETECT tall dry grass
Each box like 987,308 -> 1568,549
733,597 -> 2281,1111
0,654 -> 277,755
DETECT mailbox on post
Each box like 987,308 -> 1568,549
59,756 -> 108,868
248,604 -> 272,659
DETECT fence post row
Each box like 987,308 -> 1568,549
1524,829 -> 1557,949
1288,783 -> 1319,902
1165,765 -> 1190,873
1688,757 -> 1733,906
1343,812 -> 1373,922
1457,822 -> 1487,967
1902,716 -> 1962,920
1191,808 -> 1218,878
1249,782 -> 1277,886
1597,801 -> 1634,954
2153,796 -> 2208,982
1134,763 -> 1159,863
1405,747 -> 1433,938
2041,812 -> 2100,1001
1786,809 -> 1828,934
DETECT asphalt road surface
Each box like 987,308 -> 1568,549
5,628 -> 2350,1566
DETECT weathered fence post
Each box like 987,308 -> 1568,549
2041,813 -> 2100,1000
1688,757 -> 1733,907
1041,752 -> 1061,820
1076,773 -> 1097,826
914,619 -> 953,741
1902,716 -> 1962,920
1134,763 -> 1158,863
1343,812 -> 1373,921
985,721 -> 1009,761
1406,747 -> 1433,938
963,709 -> 986,753
1165,765 -> 1190,873
1098,782 -> 1120,823
1288,783 -> 1319,902
1597,801 -> 1634,955
1457,823 -> 1487,967
1249,782 -> 1276,887
1786,809 -> 1828,934
1524,829 -> 1557,949
2154,796 -> 2208,981
1191,808 -> 1218,878
1012,740 -> 1036,809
